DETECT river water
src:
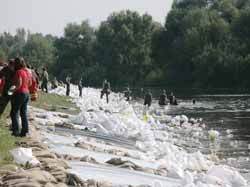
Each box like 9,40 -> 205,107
146,94 -> 250,179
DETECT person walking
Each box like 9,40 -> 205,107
11,57 -> 32,137
41,67 -> 49,93
100,79 -> 110,103
78,78 -> 83,97
66,76 -> 71,96
0,59 -> 15,116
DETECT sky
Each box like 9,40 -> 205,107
0,0 -> 173,36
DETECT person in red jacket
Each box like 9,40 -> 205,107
11,57 -> 32,137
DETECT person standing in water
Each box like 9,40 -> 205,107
100,79 -> 110,103
144,90 -> 152,107
192,99 -> 196,104
65,76 -> 71,96
124,87 -> 131,101
78,78 -> 83,97
168,92 -> 178,105
158,89 -> 167,106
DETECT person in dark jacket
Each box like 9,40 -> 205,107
0,59 -> 15,116
78,78 -> 83,97
100,79 -> 110,103
144,90 -> 152,107
66,76 -> 71,96
159,89 -> 167,106
124,87 -> 131,101
168,92 -> 178,105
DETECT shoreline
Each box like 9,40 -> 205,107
1,87 -> 249,187
0,106 -> 116,187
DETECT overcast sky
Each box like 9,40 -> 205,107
0,0 -> 173,36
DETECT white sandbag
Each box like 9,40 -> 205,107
207,165 -> 247,187
10,147 -> 40,166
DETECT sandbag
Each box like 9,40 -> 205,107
10,147 -> 40,166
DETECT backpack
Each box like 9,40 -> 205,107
29,70 -> 38,101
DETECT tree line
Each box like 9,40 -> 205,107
0,0 -> 250,89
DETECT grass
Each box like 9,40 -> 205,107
0,91 -> 80,166
0,105 -> 17,166
30,91 -> 80,115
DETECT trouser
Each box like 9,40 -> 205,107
0,95 -> 11,117
66,86 -> 70,96
41,81 -> 48,93
159,101 -> 167,106
10,93 -> 29,136
79,87 -> 82,97
100,90 -> 109,103
144,101 -> 151,107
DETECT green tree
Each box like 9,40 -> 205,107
23,33 -> 56,69
54,21 -> 96,83
96,10 -> 162,86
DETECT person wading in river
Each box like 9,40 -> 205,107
159,89 -> 167,106
168,92 -> 178,105
124,87 -> 131,101
144,90 -> 152,108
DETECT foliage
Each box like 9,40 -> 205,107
157,0 -> 250,88
1,1 -> 250,89
0,29 -> 56,75
54,21 -> 96,84
22,33 -> 56,69
96,10 -> 162,86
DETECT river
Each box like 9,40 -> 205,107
144,94 -> 250,179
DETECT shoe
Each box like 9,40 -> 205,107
11,132 -> 19,137
19,133 -> 26,137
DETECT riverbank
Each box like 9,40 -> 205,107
48,86 -> 248,186
1,88 -> 249,186
0,92 -> 84,187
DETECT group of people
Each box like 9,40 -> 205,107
0,57 -> 183,138
143,90 -> 178,107
0,57 -> 39,137
99,79 -> 179,107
